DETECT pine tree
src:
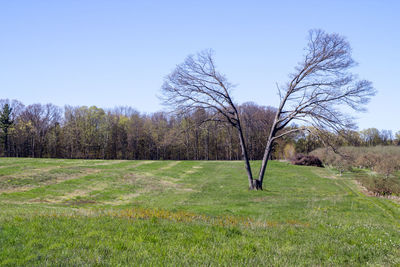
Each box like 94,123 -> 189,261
0,104 -> 13,156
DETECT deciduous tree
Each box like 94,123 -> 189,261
161,50 -> 257,189
256,29 -> 376,189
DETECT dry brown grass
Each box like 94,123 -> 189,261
0,168 -> 100,193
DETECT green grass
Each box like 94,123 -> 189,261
0,158 -> 399,266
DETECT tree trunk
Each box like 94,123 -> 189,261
257,118 -> 278,189
237,126 -> 254,189
257,138 -> 274,189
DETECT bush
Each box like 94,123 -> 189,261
311,146 -> 400,196
311,146 -> 400,174
332,155 -> 353,176
374,154 -> 400,178
360,176 -> 400,196
355,152 -> 380,169
290,154 -> 324,167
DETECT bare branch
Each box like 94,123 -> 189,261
258,29 -> 376,186
161,49 -> 256,189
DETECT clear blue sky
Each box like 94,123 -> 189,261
1,0 -> 399,132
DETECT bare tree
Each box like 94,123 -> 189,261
161,50 -> 257,189
255,29 -> 376,189
20,103 -> 61,157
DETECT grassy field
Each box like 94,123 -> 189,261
0,158 -> 399,266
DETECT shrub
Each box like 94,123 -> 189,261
360,176 -> 400,196
355,152 -> 380,169
332,154 -> 353,176
290,154 -> 324,167
311,148 -> 336,166
312,146 -> 400,172
311,146 -> 400,195
283,143 -> 296,160
374,154 -> 400,178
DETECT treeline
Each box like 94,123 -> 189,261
0,99 -> 399,160
0,99 -> 276,160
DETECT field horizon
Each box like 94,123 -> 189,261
0,158 -> 399,265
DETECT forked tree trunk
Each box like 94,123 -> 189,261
257,119 -> 278,190
257,139 -> 274,189
236,124 -> 256,190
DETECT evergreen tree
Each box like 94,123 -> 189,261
0,104 -> 13,156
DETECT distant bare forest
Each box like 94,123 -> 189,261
0,99 -> 399,160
